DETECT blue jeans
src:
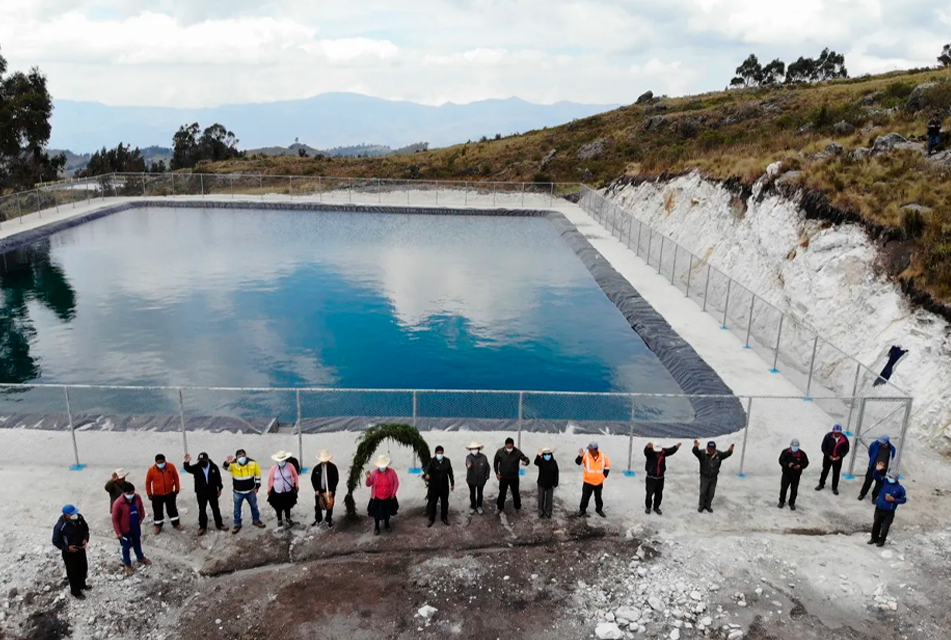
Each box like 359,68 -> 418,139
929,134 -> 941,153
120,530 -> 145,566
233,490 -> 260,526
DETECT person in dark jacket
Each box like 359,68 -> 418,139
465,441 -> 491,515
815,424 -> 850,494
494,438 -> 529,512
425,445 -> 455,526
52,505 -> 90,599
644,442 -> 681,515
859,435 -> 896,501
311,449 -> 339,528
534,447 -> 559,518
183,452 -> 228,534
927,113 -> 942,156
104,468 -> 130,513
778,439 -> 809,510
868,462 -> 907,547
692,440 -> 734,513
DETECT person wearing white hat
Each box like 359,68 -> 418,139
105,469 -> 131,513
778,439 -> 809,511
365,455 -> 400,535
465,441 -> 490,515
267,451 -> 300,527
311,449 -> 339,528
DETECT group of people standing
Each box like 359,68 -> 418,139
51,426 -> 907,600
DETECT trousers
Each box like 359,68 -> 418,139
860,467 -> 885,499
818,456 -> 843,490
580,482 -> 603,513
314,493 -> 335,523
872,508 -> 896,543
150,493 -> 179,526
645,476 -> 665,510
62,550 -> 88,594
497,477 -> 521,511
119,531 -> 145,566
233,490 -> 260,526
537,486 -> 554,517
468,483 -> 485,509
699,475 -> 718,509
427,484 -> 450,522
197,493 -> 224,529
780,472 -> 801,505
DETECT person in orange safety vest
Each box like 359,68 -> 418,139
575,442 -> 610,518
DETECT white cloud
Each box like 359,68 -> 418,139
0,0 -> 945,108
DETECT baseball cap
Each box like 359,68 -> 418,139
588,442 -> 599,450
197,452 -> 209,462
790,439 -> 800,447
832,424 -> 843,433
62,505 -> 78,516
707,441 -> 716,449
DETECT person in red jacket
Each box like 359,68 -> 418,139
111,483 -> 153,576
145,453 -> 182,534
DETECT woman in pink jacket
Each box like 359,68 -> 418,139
365,455 -> 399,535
267,451 -> 300,527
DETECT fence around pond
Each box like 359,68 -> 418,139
0,385 -> 910,481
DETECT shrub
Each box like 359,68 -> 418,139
902,207 -> 926,239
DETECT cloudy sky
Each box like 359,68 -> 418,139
0,0 -> 947,107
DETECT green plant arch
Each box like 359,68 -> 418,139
344,423 -> 432,517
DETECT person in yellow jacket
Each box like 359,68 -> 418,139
222,448 -> 266,534
575,442 -> 610,517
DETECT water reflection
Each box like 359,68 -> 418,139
0,241 -> 76,383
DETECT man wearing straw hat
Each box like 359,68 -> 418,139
311,449 -> 339,528
465,441 -> 491,515
105,469 -> 130,513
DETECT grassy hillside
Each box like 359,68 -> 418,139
201,68 -> 951,306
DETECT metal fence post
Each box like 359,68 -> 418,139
744,296 -> 756,348
627,216 -> 634,248
636,221 -> 643,257
892,399 -> 913,476
721,279 -> 732,328
171,173 -> 176,197
378,178 -> 382,203
685,254 -> 694,297
646,229 -> 654,267
517,392 -> 524,449
492,183 -> 497,206
549,182 -> 554,206
844,362 -> 862,434
657,236 -> 665,274
737,397 -> 753,477
464,181 -> 469,206
670,245 -> 678,285
770,315 -> 785,373
296,390 -> 306,473
179,388 -> 188,456
200,174 -> 204,197
318,176 -> 322,202
805,336 -> 819,398
289,176 -> 293,198
260,175 -> 264,199
702,264 -> 711,311
624,396 -> 636,477
435,183 -> 439,205
844,398 -> 867,479
16,193 -> 21,221
520,183 -> 525,207
65,387 -> 85,470
409,391 -> 421,474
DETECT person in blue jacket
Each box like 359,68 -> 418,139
858,435 -> 896,501
867,461 -> 906,547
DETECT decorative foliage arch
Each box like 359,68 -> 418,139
344,423 -> 431,517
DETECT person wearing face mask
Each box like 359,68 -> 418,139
366,455 -> 400,535
464,441 -> 491,515
111,483 -> 152,576
494,437 -> 530,512
816,424 -> 850,495
267,450 -> 300,528
223,448 -> 266,534
778,439 -> 809,511
424,445 -> 455,527
576,442 -> 611,518
183,452 -> 228,535
859,435 -> 896,502
868,461 -> 907,547
52,505 -> 90,599
311,449 -> 339,528
534,447 -> 559,519
145,453 -> 182,534
692,440 -> 735,513
643,442 -> 682,515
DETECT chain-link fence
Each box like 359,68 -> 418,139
578,186 -> 912,405
0,384 -> 911,482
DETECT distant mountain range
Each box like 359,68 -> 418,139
49,93 -> 617,153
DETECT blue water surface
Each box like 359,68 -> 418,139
1,208 -> 684,398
